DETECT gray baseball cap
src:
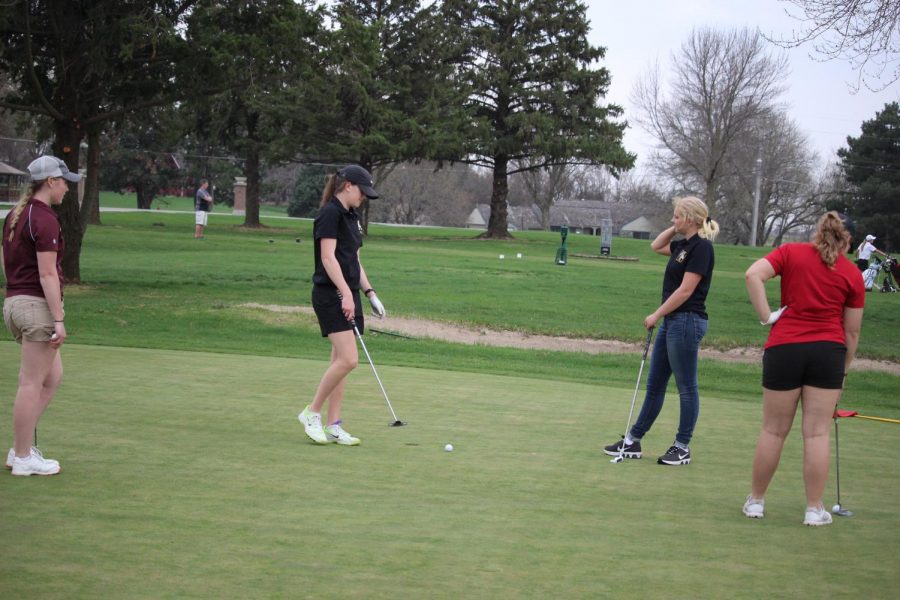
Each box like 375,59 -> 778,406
27,155 -> 82,183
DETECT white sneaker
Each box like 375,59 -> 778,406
803,506 -> 833,526
11,449 -> 61,476
324,422 -> 360,446
742,495 -> 765,519
7,447 -> 59,470
298,407 -> 328,444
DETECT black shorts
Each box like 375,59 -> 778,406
311,285 -> 364,337
762,342 -> 846,390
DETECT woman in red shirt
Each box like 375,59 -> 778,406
743,212 -> 864,526
2,156 -> 79,476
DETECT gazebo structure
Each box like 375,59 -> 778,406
0,161 -> 28,203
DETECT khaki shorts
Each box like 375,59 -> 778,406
195,210 -> 209,226
3,295 -> 60,343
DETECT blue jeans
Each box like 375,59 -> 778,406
630,312 -> 708,446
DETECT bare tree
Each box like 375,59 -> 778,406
633,27 -> 789,210
370,162 -> 486,227
715,111 -> 820,245
514,161 -> 577,230
766,0 -> 900,91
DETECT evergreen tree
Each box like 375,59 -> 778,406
839,102 -> 900,251
440,0 -> 634,238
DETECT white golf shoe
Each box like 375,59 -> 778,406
11,449 -> 61,476
7,447 -> 59,470
298,407 -> 328,444
324,422 -> 360,446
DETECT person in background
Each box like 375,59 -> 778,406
194,179 -> 213,239
743,211 -> 864,526
2,156 -> 80,476
298,165 -> 385,447
604,196 -> 719,466
854,234 -> 886,272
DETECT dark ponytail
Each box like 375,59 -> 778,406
319,172 -> 350,208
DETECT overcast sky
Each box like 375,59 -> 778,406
585,0 -> 900,170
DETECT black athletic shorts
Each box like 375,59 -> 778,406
762,341 -> 846,390
312,285 -> 364,337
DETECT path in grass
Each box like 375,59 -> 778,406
241,303 -> 900,375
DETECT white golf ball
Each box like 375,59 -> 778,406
498,254 -> 505,259
516,252 -> 522,258
832,504 -> 841,512
444,443 -> 454,452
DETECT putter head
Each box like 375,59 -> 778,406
390,420 -> 407,427
832,505 -> 854,517
610,455 -> 624,464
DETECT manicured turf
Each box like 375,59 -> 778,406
1,210 -> 898,598
0,344 -> 897,599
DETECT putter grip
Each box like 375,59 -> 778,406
641,327 -> 654,360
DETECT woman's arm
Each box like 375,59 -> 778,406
842,307 -> 863,375
644,272 -> 703,329
319,238 -> 355,320
745,258 -> 778,323
650,226 -> 676,256
358,256 -> 385,317
37,250 -> 66,346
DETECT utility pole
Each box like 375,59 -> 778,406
750,153 -> 762,247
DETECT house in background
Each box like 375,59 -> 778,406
467,199 -> 655,237
0,161 -> 27,203
619,216 -> 665,240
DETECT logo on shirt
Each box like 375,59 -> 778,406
357,222 -> 363,235
675,250 -> 688,263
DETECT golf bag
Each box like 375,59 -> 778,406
879,256 -> 898,293
862,256 -> 898,292
862,258 -> 881,291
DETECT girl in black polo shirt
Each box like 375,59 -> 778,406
298,166 -> 385,447
604,196 -> 719,465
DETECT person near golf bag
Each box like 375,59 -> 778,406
854,234 -> 886,272
743,211 -> 864,526
298,165 -> 385,446
2,156 -> 80,476
604,196 -> 719,465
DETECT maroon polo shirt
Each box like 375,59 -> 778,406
2,199 -> 64,298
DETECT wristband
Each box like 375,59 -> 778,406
54,320 -> 64,323
364,288 -> 375,296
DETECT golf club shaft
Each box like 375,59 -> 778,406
834,418 -> 842,506
352,324 -> 400,422
618,327 -> 654,460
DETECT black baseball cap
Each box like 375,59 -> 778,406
339,165 -> 378,199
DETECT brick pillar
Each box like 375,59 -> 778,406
233,176 -> 247,216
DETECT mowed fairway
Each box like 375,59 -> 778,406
1,343 -> 897,599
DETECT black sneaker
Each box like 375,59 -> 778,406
658,445 -> 691,465
603,437 -> 642,459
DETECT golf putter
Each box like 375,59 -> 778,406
832,417 -> 853,517
612,327 -> 654,464
350,318 -> 406,427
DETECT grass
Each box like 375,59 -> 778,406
0,209 -> 898,598
0,344 -> 897,599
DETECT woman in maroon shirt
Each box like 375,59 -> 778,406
2,156 -> 80,476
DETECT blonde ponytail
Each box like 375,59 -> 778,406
813,211 -> 850,268
5,182 -> 42,242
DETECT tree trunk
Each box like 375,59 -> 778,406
704,179 -> 716,211
541,205 -> 550,230
242,144 -> 262,228
480,155 -> 513,239
53,120 -> 85,284
136,184 -> 154,209
84,128 -> 102,226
